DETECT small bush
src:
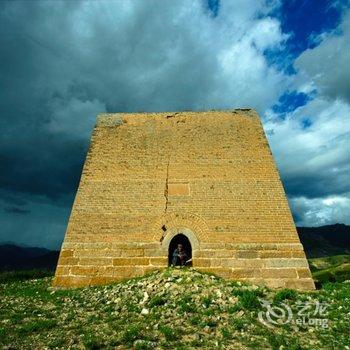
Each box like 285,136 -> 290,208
231,318 -> 245,330
159,325 -> 177,341
179,301 -> 197,313
122,325 -> 142,343
232,287 -> 264,297
203,309 -> 215,316
228,304 -> 242,313
274,289 -> 297,302
125,301 -> 140,313
82,333 -> 104,350
206,319 -> 217,328
268,333 -> 302,350
18,319 -> 57,334
202,295 -> 213,308
177,294 -> 197,313
149,296 -> 166,307
221,327 -> 230,338
134,339 -> 154,350
231,288 -> 245,297
188,316 -> 200,325
238,290 -> 260,310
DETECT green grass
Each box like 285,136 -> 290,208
238,290 -> 261,310
149,295 -> 166,307
274,289 -> 298,302
0,267 -> 349,349
122,324 -> 143,343
0,269 -> 53,283
159,325 -> 179,341
309,255 -> 350,270
309,254 -> 350,284
267,332 -> 302,350
18,319 -> 57,334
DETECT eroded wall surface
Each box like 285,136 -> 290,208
53,110 -> 315,290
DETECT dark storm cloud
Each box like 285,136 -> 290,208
1,0 -> 289,247
4,206 -> 31,215
283,164 -> 350,198
0,1 -> 101,205
0,0 -> 284,202
279,128 -> 350,199
0,133 -> 85,202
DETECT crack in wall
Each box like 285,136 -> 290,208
166,112 -> 179,119
164,157 -> 170,214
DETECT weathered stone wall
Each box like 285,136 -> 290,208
53,110 -> 315,290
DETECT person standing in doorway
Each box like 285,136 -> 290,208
172,243 -> 190,266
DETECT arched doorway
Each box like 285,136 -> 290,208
168,233 -> 192,266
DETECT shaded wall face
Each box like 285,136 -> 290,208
53,111 -> 315,290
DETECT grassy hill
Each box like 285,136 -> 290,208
1,268 -> 349,349
0,244 -> 59,271
309,255 -> 350,284
1,225 -> 349,348
297,224 -> 350,258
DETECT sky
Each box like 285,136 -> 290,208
0,0 -> 350,249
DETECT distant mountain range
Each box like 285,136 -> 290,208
297,223 -> 350,258
0,244 -> 59,271
0,224 -> 349,270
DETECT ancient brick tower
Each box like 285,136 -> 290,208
53,110 -> 314,290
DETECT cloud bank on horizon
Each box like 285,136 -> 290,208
0,0 -> 349,249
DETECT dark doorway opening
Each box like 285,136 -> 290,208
168,233 -> 192,266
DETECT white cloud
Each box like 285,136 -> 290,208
48,98 -> 106,138
263,7 -> 350,226
9,0 -> 287,113
248,17 -> 288,51
217,14 -> 288,110
290,194 -> 350,226
265,98 -> 350,177
295,10 -> 350,103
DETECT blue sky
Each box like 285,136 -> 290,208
279,0 -> 345,54
0,0 -> 350,248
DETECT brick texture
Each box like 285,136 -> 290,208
53,110 -> 315,290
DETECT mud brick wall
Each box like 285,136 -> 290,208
53,110 -> 315,290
